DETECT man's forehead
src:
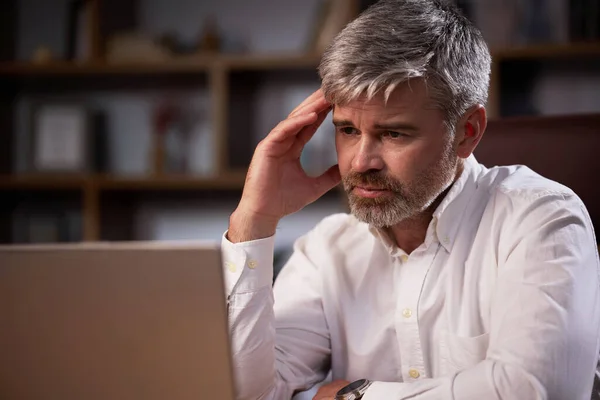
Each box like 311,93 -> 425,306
332,98 -> 417,120
332,80 -> 429,116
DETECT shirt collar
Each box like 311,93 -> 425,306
367,155 -> 483,255
432,154 -> 482,252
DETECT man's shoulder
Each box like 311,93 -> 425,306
476,163 -> 587,230
474,163 -> 597,267
479,163 -> 578,204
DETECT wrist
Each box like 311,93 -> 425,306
227,208 -> 279,243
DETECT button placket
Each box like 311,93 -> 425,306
395,246 -> 439,382
395,262 -> 424,382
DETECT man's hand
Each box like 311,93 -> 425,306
312,380 -> 350,400
228,89 -> 341,243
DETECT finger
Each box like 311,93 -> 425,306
288,89 -> 325,117
268,112 -> 318,143
289,90 -> 321,115
289,95 -> 330,119
298,106 -> 332,145
311,164 -> 341,198
290,107 -> 331,158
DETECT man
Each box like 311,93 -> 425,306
222,0 -> 600,399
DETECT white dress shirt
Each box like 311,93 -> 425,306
221,155 -> 600,400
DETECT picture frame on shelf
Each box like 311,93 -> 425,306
29,102 -> 92,174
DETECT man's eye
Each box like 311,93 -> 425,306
384,131 -> 406,139
339,127 -> 358,135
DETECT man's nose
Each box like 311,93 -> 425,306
351,137 -> 384,173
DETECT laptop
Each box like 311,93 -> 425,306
0,241 -> 235,400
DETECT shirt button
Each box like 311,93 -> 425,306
248,260 -> 257,269
402,308 -> 412,318
400,254 -> 408,263
408,368 -> 420,379
225,261 -> 236,273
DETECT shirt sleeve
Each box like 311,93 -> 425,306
362,191 -> 600,399
221,227 -> 331,400
221,231 -> 275,297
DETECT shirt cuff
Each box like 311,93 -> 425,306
220,231 -> 275,296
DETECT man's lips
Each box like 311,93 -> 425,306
352,186 -> 392,198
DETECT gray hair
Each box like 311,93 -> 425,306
318,0 -> 491,130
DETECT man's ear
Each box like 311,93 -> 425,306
456,105 -> 487,159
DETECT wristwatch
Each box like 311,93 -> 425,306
335,379 -> 372,400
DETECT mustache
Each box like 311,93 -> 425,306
342,170 -> 404,192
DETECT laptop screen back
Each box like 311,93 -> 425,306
0,242 -> 235,400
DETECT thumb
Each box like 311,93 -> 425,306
312,164 -> 342,197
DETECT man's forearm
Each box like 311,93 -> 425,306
221,232 -> 289,400
362,359 -> 545,400
227,209 -> 278,243
228,286 -> 280,399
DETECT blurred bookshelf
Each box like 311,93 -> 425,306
0,173 -> 247,191
0,53 -> 323,76
0,60 -> 212,75
2,0 -> 600,245
0,172 -> 248,243
3,41 -> 600,76
0,174 -> 89,190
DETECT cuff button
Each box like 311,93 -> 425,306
225,261 -> 237,273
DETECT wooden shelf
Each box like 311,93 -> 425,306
1,42 -> 598,78
0,58 -> 212,76
218,52 -> 322,71
95,173 -> 247,191
492,41 -> 600,61
0,173 -> 247,191
0,172 -> 247,242
0,52 -> 322,77
0,174 -> 88,190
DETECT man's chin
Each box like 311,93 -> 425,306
347,193 -> 394,207
348,203 -> 412,228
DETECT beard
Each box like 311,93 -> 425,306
342,143 -> 458,228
